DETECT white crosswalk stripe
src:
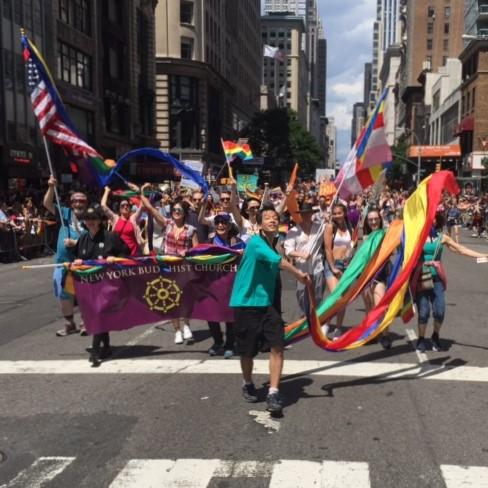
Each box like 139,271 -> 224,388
1,358 -> 488,383
3,457 -> 488,487
440,465 -> 488,488
0,456 -> 74,488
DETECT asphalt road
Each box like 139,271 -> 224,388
1,230 -> 488,488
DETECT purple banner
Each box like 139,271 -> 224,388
73,260 -> 239,334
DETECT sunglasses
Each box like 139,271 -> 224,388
192,198 -> 202,203
220,197 -> 231,202
368,218 -> 380,222
215,219 -> 230,225
71,199 -> 87,204
172,208 -> 183,213
248,206 -> 259,210
120,203 -> 130,208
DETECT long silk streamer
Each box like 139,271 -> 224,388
287,171 -> 459,352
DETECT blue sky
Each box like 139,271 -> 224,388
317,0 -> 376,163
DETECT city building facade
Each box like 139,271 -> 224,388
155,0 -> 261,165
457,39 -> 488,178
263,0 -> 327,143
351,102 -> 366,147
325,117 -> 337,170
0,0 -> 158,194
399,0 -> 464,146
465,0 -> 488,37
261,14 -> 308,127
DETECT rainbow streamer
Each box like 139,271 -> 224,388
286,171 -> 459,351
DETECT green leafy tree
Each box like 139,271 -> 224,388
241,108 -> 323,174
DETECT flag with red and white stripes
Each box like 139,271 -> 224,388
21,33 -> 111,186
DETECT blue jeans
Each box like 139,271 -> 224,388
416,278 -> 445,325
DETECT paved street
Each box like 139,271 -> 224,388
1,231 -> 488,488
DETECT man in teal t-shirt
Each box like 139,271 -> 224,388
230,204 -> 310,415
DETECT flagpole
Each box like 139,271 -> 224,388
42,136 -> 66,233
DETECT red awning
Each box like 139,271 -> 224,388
454,117 -> 474,136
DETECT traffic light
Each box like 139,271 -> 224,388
435,162 -> 441,172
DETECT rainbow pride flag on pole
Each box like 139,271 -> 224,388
335,89 -> 392,199
222,140 -> 253,162
21,32 -> 114,187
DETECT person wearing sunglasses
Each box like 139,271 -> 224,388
139,184 -> 199,345
185,190 -> 209,244
362,207 -> 393,349
198,178 -> 243,234
206,212 -> 245,359
68,205 -> 129,366
240,198 -> 261,243
101,185 -> 143,256
43,175 -> 88,337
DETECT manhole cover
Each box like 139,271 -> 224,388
0,450 -> 6,463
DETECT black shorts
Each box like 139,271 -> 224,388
234,306 -> 285,358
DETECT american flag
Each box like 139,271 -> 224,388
22,34 -> 105,175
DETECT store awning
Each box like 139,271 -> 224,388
454,117 -> 474,136
407,144 -> 461,158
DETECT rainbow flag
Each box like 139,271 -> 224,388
335,89 -> 392,199
21,33 -> 113,187
222,141 -> 253,161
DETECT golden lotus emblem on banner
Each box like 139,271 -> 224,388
143,277 -> 182,312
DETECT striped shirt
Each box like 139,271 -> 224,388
162,221 -> 196,256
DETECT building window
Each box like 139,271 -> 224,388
180,1 -> 193,24
427,23 -> 433,34
57,41 -> 92,90
170,75 -> 199,149
2,0 -> 12,19
427,38 -> 433,50
472,87 -> 476,110
181,37 -> 193,60
444,6 -> 451,18
67,104 -> 94,140
442,55 -> 447,65
444,23 -> 450,34
426,55 -> 432,64
428,6 -> 435,17
58,0 -> 91,35
443,38 -> 449,51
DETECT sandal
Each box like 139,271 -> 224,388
56,324 -> 80,337
79,324 -> 88,336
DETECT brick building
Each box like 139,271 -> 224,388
457,39 -> 488,178
398,0 -> 464,146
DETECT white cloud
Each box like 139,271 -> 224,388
331,80 -> 364,98
328,103 -> 353,131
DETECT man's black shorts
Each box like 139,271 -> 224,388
234,306 -> 285,358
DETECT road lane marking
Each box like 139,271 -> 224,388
110,459 -> 220,488
0,358 -> 487,383
0,456 -> 74,488
441,465 -> 488,488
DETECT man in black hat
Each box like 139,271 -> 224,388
65,205 -> 129,366
284,202 -> 326,313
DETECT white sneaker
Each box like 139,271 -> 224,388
332,327 -> 343,341
174,330 -> 184,344
321,324 -> 331,337
182,324 -> 193,341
